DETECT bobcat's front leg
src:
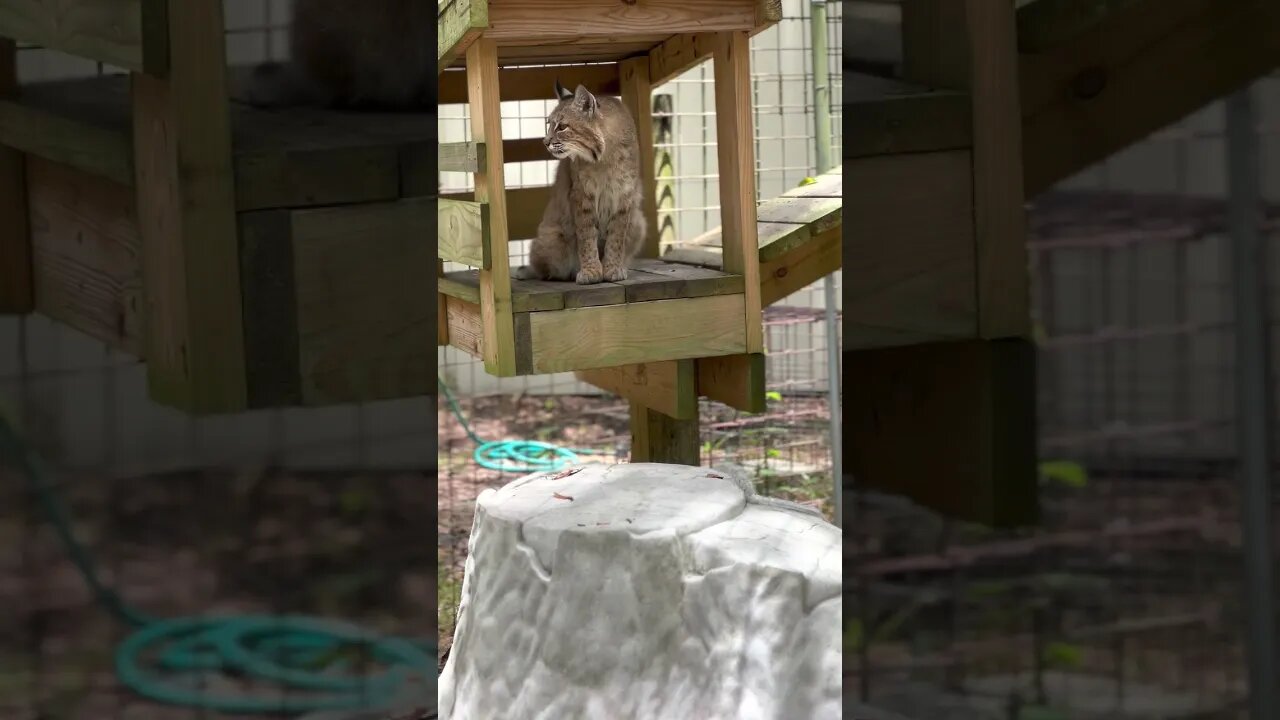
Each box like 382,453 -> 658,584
571,182 -> 604,285
602,201 -> 638,282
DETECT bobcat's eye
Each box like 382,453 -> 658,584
555,123 -> 567,132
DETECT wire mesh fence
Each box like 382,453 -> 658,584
846,67 -> 1280,719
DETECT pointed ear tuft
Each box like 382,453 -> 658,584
554,79 -> 573,101
573,84 -> 598,115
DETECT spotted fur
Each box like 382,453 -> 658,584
515,82 -> 646,285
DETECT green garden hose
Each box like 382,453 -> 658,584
0,413 -> 434,715
437,377 -> 599,473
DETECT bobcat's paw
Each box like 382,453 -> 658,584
576,266 -> 605,285
603,265 -> 628,282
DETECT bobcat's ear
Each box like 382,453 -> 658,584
573,84 -> 598,115
554,79 -> 573,101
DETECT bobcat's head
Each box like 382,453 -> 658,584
544,80 -> 605,163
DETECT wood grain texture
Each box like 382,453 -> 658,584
131,0 -> 245,413
966,0 -> 1029,339
648,32 -> 718,87
27,158 -> 141,353
467,39 -> 517,376
713,30 -> 762,354
483,0 -> 758,43
0,0 -> 168,73
439,64 -> 620,104
760,222 -> 840,306
696,352 -> 764,413
576,359 -> 696,419
446,295 -> 484,360
0,38 -> 31,314
845,338 -> 1039,527
440,184 -> 549,241
0,87 -> 133,185
437,199 -> 490,268
438,0 -> 488,70
846,151 -> 975,349
529,294 -> 745,374
439,141 -> 484,173
291,198 -> 433,405
437,259 -> 449,346
629,403 -> 700,464
620,57 -> 659,258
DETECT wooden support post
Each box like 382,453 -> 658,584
131,0 -> 246,412
620,57 -> 659,258
0,37 -> 32,314
630,403 -> 700,465
713,30 -> 763,355
437,258 -> 449,346
467,39 -> 517,376
849,0 -> 1037,526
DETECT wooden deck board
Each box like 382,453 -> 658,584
438,259 -> 743,313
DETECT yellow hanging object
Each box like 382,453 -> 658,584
798,176 -> 817,186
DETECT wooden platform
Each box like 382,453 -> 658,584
438,259 -> 747,375
664,167 -> 842,306
438,0 -> 782,70
0,74 -> 433,210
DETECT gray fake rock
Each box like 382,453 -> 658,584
438,462 -> 841,720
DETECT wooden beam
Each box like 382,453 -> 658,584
528,294 -> 746,374
468,39 -> 517,376
0,0 -> 168,74
440,185 -> 550,241
445,295 -> 484,360
846,73 -> 971,158
713,30 -> 763,355
845,339 -> 1039,527
482,0 -> 758,43
437,260 -> 450,347
131,0 -> 245,413
437,199 -> 491,268
648,32 -> 718,87
577,360 -> 697,419
291,199 -> 434,405
620,57 -> 659,258
0,92 -> 133,186
967,0 -> 1029,339
696,353 -> 765,413
630,403 -> 700,465
760,223 -> 841,307
27,158 -> 142,352
438,0 -> 488,72
439,141 -> 484,173
1015,0 -> 1142,54
847,150 -> 975,350
0,37 -> 31,314
1019,0 -> 1280,197
439,64 -> 620,105
239,209 -> 299,407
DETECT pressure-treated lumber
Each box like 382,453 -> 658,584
620,57 -> 660,258
439,64 -> 620,105
713,30 -> 763,355
630,404 -> 700,464
649,33 -> 718,87
845,339 -> 1038,528
0,0 -> 168,74
1019,0 -> 1280,197
847,72 -> 971,158
480,0 -> 760,44
438,199 -> 491,268
26,158 -> 141,353
131,0 -> 245,413
576,360 -> 697,420
467,39 -> 517,376
438,0 -> 488,71
240,199 -> 433,407
0,75 -> 433,210
440,141 -> 485,173
440,185 -> 550,241
0,38 -> 30,314
696,353 -> 765,413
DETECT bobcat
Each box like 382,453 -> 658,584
234,0 -> 432,109
515,81 -> 646,285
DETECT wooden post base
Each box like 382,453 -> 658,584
630,402 -> 700,465
845,337 -> 1039,528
